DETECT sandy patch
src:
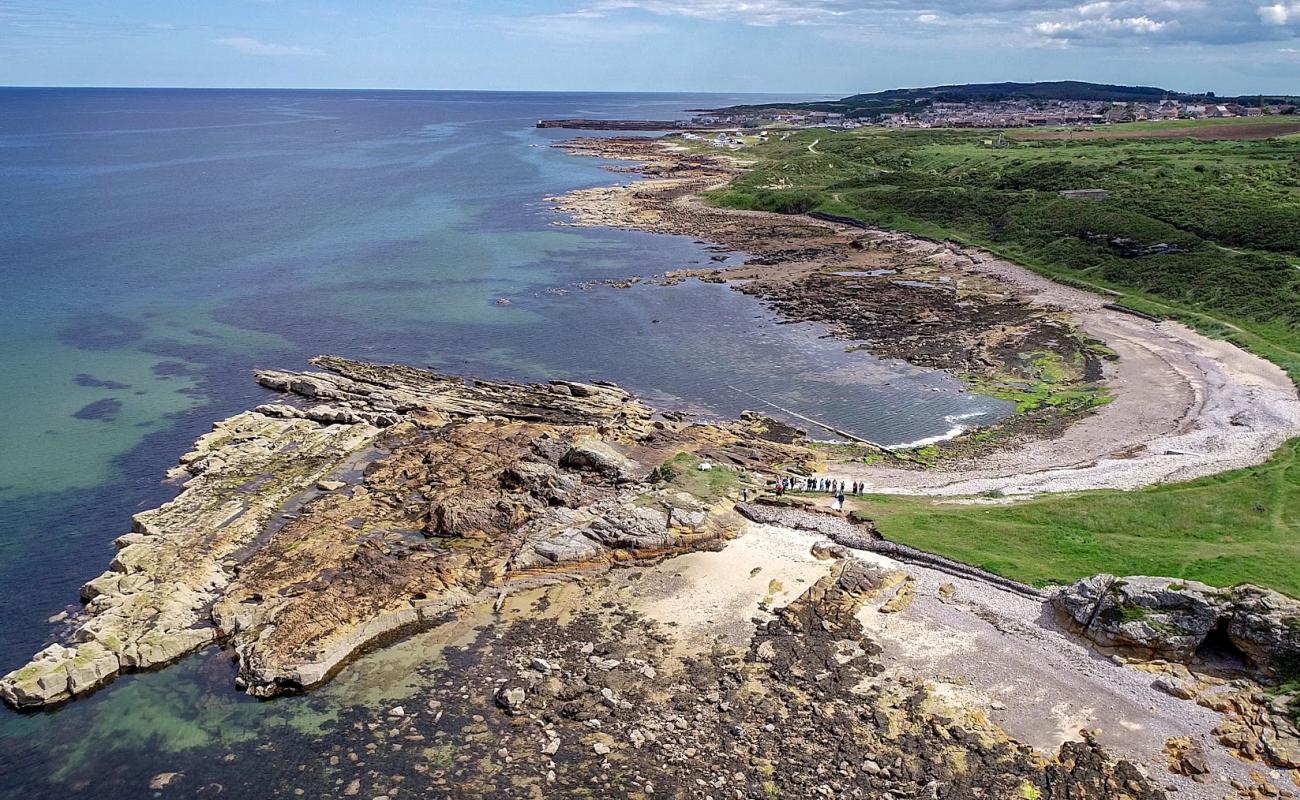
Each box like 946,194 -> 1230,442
630,523 -> 833,650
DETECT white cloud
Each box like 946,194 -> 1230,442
496,11 -> 668,40
1026,0 -> 1298,44
214,36 -> 319,56
1259,3 -> 1299,25
589,0 -> 862,26
521,0 -> 1300,45
1035,14 -> 1169,37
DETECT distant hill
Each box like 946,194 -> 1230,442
716,81 -> 1295,119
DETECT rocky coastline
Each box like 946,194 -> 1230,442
3,356 -> 1298,798
4,133 -> 1300,799
549,135 -> 1300,494
0,356 -> 810,708
550,137 -> 1110,457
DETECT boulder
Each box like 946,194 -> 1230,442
811,541 -> 850,561
149,772 -> 183,790
1055,575 -> 1220,661
1054,574 -> 1300,678
0,644 -> 73,708
1221,584 -> 1300,676
1164,736 -> 1210,782
559,438 -> 641,482
495,683 -> 527,715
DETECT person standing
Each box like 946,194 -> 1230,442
836,489 -> 846,512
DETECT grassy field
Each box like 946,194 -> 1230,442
701,121 -> 1300,595
706,121 -> 1300,385
852,438 -> 1300,597
1012,116 -> 1300,141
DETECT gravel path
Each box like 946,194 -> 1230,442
842,232 -> 1300,495
839,538 -> 1261,799
555,138 -> 1300,496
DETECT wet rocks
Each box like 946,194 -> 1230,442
0,410 -> 379,709
148,772 -> 183,791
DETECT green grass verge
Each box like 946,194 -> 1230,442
854,439 -> 1300,596
646,452 -> 747,505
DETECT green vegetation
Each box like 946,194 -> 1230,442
970,349 -> 1112,415
1117,606 -> 1150,623
851,439 -> 1300,597
646,452 -> 747,504
700,120 -> 1300,598
704,124 -> 1300,385
1277,680 -> 1300,725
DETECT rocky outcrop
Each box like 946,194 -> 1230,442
1054,574 -> 1300,679
0,411 -> 378,708
1,357 -> 809,709
1200,686 -> 1300,769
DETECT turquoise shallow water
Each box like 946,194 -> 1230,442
0,89 -> 1010,797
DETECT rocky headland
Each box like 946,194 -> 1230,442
5,132 -> 1300,799
0,356 -> 810,709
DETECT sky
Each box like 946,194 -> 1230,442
2,0 -> 1298,95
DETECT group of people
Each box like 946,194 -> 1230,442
768,476 -> 867,511
773,476 -> 866,495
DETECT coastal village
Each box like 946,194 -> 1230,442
690,97 -> 1296,130
540,96 -> 1299,149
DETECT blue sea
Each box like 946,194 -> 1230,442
0,88 -> 1009,797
